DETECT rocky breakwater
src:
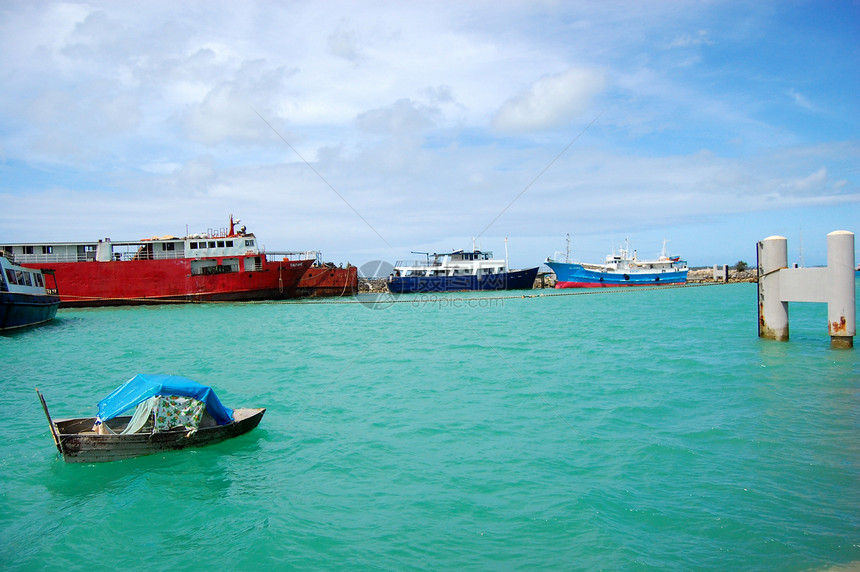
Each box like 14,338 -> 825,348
360,278 -> 389,293
687,267 -> 757,283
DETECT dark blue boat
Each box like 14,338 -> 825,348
0,252 -> 60,331
387,249 -> 539,293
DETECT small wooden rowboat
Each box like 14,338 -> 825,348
38,374 -> 265,463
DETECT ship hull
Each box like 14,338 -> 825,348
296,266 -> 358,297
23,257 -> 313,307
387,267 -> 539,294
547,261 -> 687,288
0,291 -> 61,330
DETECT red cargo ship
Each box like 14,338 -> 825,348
6,217 -> 314,307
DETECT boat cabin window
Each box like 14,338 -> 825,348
34,273 -> 44,287
4,269 -> 16,285
23,246 -> 34,255
217,241 -> 225,248
162,243 -> 175,251
190,242 -> 198,249
42,245 -> 53,254
208,241 -> 216,248
225,240 -> 233,247
245,240 -> 255,247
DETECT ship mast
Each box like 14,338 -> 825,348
799,229 -> 805,267
565,233 -> 570,263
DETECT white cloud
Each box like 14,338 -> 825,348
787,88 -> 816,111
669,30 -> 714,48
355,99 -> 439,136
327,19 -> 364,63
0,1 -> 857,268
492,68 -> 606,132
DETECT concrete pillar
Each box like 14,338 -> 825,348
757,236 -> 789,341
827,231 -> 855,349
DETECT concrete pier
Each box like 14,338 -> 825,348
757,236 -> 789,341
757,231 -> 855,348
826,231 -> 856,348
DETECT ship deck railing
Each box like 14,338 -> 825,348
9,248 -> 307,264
11,251 -> 192,263
264,250 -> 319,262
12,252 -> 98,263
394,260 -> 444,268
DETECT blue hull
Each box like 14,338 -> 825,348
387,267 -> 539,294
546,261 -> 687,288
0,292 -> 61,330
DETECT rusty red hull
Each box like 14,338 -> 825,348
297,266 -> 358,297
23,257 -> 314,307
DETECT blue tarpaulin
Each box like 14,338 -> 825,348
96,374 -> 234,425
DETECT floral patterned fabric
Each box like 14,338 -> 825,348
154,396 -> 205,433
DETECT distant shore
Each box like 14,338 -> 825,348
533,267 -> 757,289
359,267 -> 758,292
686,267 -> 758,284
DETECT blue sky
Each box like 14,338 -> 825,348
1,0 -> 858,268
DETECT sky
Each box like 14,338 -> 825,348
1,0 -> 858,269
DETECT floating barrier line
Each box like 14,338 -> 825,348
58,281 -> 727,307
247,281 -> 726,305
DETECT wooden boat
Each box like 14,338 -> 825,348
38,374 -> 265,463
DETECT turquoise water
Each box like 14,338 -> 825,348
1,283 -> 858,571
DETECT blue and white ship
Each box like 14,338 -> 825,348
546,238 -> 688,288
387,249 -> 539,293
0,251 -> 60,330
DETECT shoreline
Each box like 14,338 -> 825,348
359,268 -> 758,292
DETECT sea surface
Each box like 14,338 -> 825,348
1,282 -> 858,571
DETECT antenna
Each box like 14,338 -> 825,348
799,229 -> 805,268
565,233 -> 570,263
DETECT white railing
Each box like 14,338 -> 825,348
9,252 -> 93,263
394,259 -> 441,268
11,249 -> 190,263
266,250 -> 320,262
